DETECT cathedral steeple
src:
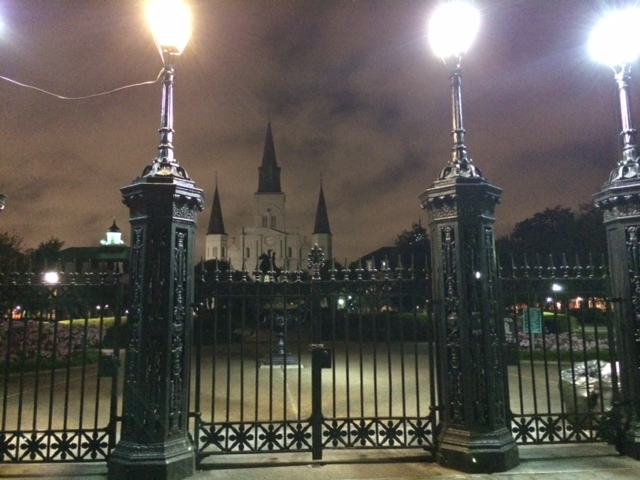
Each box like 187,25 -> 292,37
257,122 -> 282,193
311,181 -> 332,261
207,183 -> 225,235
313,182 -> 331,235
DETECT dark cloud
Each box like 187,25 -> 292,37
0,0 -> 634,261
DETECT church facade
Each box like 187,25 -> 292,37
205,122 -> 332,272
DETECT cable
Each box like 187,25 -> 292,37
0,68 -> 163,100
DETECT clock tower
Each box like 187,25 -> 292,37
206,122 -> 310,272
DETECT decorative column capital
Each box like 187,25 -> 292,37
594,177 -> 640,224
420,176 -> 502,222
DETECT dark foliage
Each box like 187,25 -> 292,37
496,204 -> 606,266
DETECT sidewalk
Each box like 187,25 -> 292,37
2,444 -> 639,479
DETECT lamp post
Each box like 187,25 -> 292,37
591,7 -> 640,458
108,1 -> 204,479
419,1 -> 518,473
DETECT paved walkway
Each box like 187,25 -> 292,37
2,444 -> 640,479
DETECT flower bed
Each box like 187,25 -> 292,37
0,318 -> 105,366
518,330 -> 610,361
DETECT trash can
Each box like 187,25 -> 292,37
559,360 -> 616,415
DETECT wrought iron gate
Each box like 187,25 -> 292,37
500,256 -> 621,446
0,270 -> 124,463
191,262 -> 437,466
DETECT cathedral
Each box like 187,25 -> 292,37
205,122 -> 332,272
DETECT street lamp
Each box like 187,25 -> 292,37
109,1 -> 204,479
591,6 -> 640,459
420,1 -> 518,473
428,0 -> 481,179
589,7 -> 640,181
43,271 -> 60,285
146,0 -> 192,60
142,0 -> 193,178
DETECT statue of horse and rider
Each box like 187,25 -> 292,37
258,250 -> 282,282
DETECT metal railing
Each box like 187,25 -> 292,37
0,269 -> 124,463
500,255 -> 619,445
0,252 -> 623,467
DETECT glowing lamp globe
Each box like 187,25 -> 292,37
43,271 -> 60,285
589,7 -> 640,67
428,1 -> 480,60
146,0 -> 193,56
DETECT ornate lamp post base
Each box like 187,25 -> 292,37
437,426 -> 518,473
621,430 -> 640,459
259,353 -> 299,367
259,315 -> 300,367
108,438 -> 195,480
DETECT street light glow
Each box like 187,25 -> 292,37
428,1 -> 480,60
589,7 -> 640,67
43,271 -> 60,285
146,0 -> 193,56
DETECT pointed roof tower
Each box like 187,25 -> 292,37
207,183 -> 226,235
257,122 -> 282,193
101,217 -> 125,246
108,217 -> 121,233
313,182 -> 331,235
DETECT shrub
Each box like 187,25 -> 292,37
0,318 -> 107,366
542,311 -> 579,334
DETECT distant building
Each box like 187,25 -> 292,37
205,122 -> 332,271
59,218 -> 129,273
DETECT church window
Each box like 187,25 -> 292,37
212,247 -> 218,258
221,247 -> 226,258
246,247 -> 251,259
288,247 -> 293,258
270,215 -> 277,228
262,215 -> 268,227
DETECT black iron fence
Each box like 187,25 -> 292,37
0,253 -> 624,466
500,255 -> 619,445
0,269 -> 125,463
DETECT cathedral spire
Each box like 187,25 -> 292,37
207,183 -> 226,235
257,121 -> 282,193
313,182 -> 331,235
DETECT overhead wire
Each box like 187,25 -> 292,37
0,68 -> 163,100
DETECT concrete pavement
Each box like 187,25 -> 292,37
2,444 -> 640,479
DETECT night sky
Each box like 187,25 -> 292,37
0,0 -> 628,262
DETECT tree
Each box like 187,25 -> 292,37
349,222 -> 430,277
27,237 -> 65,272
496,204 -> 606,266
572,203 -> 607,259
0,232 -> 26,273
395,222 -> 430,275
